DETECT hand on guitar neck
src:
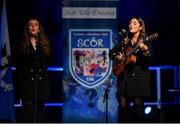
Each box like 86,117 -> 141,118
112,32 -> 158,76
138,40 -> 149,52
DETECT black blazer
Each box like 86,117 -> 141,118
109,38 -> 153,97
16,44 -> 50,101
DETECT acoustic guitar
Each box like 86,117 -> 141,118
112,33 -> 158,76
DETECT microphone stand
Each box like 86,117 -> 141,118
103,74 -> 112,123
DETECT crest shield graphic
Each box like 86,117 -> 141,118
69,29 -> 112,88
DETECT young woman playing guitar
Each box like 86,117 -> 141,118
109,17 -> 157,122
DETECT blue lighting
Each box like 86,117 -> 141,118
145,106 -> 152,114
14,99 -> 22,107
11,66 -> 63,71
11,66 -> 16,70
44,103 -> 63,107
12,65 -> 176,72
12,65 -> 179,107
14,99 -> 63,107
48,67 -> 63,71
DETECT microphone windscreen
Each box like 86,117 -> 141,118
119,29 -> 127,37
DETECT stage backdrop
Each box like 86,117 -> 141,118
62,0 -> 118,123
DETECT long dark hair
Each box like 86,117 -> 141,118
19,18 -> 51,55
128,17 -> 146,40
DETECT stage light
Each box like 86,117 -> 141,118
145,106 -> 152,114
44,103 -> 63,107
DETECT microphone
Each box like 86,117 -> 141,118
119,29 -> 128,38
31,34 -> 39,50
32,34 -> 40,46
32,34 -> 39,41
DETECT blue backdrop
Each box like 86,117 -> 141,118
62,0 -> 119,123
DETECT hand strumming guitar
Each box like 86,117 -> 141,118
114,52 -> 123,61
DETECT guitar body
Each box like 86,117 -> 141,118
113,60 -> 124,76
112,50 -> 136,76
112,33 -> 158,76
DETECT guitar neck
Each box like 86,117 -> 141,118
126,37 -> 149,56
126,44 -> 140,56
123,33 -> 158,58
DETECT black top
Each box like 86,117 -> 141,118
109,37 -> 152,97
15,43 -> 50,101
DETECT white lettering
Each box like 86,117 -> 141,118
86,77 -> 94,81
77,37 -> 104,47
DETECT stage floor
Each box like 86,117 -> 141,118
14,104 -> 180,123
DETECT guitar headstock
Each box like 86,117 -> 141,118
146,33 -> 158,42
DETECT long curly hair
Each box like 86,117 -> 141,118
19,18 -> 51,56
